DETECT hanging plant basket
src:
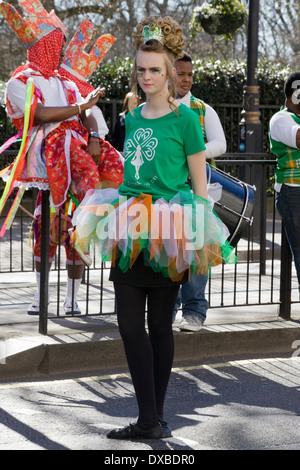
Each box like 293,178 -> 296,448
200,12 -> 244,35
190,0 -> 247,39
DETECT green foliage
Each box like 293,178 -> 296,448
90,56 -> 291,106
0,56 -> 293,162
90,56 -> 133,100
192,58 -> 246,104
191,57 -> 290,106
256,58 -> 291,106
88,56 -> 292,157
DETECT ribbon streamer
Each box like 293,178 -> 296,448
0,132 -> 22,155
0,79 -> 38,236
0,187 -> 26,237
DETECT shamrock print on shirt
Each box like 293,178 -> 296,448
124,128 -> 158,180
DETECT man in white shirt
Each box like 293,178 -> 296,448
269,71 -> 300,295
173,52 -> 226,332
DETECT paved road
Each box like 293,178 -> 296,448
0,354 -> 299,452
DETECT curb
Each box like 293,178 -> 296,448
173,324 -> 300,361
1,320 -> 299,381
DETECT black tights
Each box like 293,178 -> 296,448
114,282 -> 180,430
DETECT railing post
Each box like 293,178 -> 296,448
259,161 -> 267,275
279,224 -> 292,319
39,190 -> 50,335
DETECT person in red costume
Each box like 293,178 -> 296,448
0,1 -> 113,315
58,19 -> 123,188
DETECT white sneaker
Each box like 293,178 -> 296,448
179,315 -> 204,332
68,228 -> 92,267
27,293 -> 50,315
63,300 -> 81,315
27,293 -> 40,315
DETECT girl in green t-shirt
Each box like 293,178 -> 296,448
72,15 -> 235,441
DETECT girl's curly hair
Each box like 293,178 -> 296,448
129,16 -> 185,111
132,16 -> 185,60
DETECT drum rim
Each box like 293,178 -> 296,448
227,183 -> 252,245
206,163 -> 256,191
206,162 -> 254,246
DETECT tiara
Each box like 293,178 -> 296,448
142,24 -> 164,44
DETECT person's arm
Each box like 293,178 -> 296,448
33,87 -> 105,124
34,88 -> 105,164
270,112 -> 300,149
204,104 -> 226,159
187,150 -> 207,199
82,108 -> 102,164
296,128 -> 300,148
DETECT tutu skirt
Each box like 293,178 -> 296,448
71,188 -> 236,282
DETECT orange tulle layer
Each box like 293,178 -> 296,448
71,188 -> 237,281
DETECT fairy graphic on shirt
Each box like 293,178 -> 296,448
124,128 -> 157,180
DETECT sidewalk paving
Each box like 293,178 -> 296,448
0,213 -> 300,381
0,268 -> 299,382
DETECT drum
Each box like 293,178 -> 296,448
206,163 -> 255,247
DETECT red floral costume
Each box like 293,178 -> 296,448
5,30 -> 102,263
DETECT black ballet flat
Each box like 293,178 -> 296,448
107,422 -> 162,440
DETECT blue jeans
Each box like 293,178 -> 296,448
275,184 -> 300,284
173,273 -> 209,323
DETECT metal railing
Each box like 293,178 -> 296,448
205,156 -> 297,321
1,156 -> 298,334
0,101 -> 280,157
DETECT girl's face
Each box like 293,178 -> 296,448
136,50 -> 170,97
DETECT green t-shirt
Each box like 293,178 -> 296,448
119,103 -> 206,201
